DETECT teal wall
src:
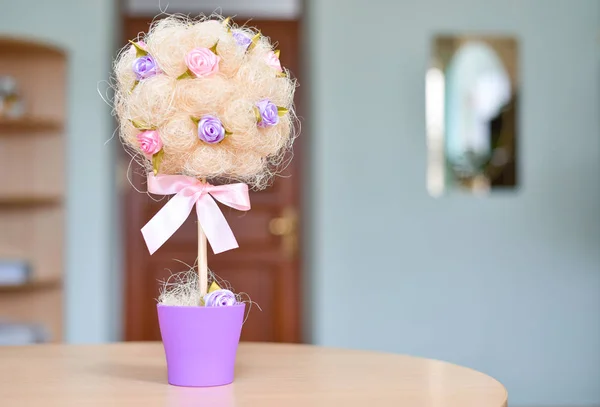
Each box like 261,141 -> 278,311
307,0 -> 600,405
0,0 -> 119,343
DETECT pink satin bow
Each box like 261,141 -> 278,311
141,174 -> 251,255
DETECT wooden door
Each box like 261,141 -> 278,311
122,17 -> 303,343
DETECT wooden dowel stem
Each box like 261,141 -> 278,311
198,221 -> 208,298
198,177 -> 208,300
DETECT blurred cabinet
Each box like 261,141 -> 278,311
0,37 -> 66,342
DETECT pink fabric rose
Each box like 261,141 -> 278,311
185,47 -> 220,77
265,51 -> 283,72
137,130 -> 162,155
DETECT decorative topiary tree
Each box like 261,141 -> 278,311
112,14 -> 297,387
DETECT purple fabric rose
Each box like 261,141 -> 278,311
256,99 -> 279,128
198,115 -> 226,144
132,55 -> 159,80
233,30 -> 252,50
204,289 -> 237,307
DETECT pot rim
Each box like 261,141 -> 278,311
157,303 -> 245,310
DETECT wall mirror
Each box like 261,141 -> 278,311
426,35 -> 519,196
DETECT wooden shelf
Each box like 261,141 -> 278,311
0,35 -> 66,342
0,195 -> 62,207
0,118 -> 63,133
0,278 -> 62,293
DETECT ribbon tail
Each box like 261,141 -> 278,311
196,194 -> 239,254
209,183 -> 251,212
141,192 -> 197,254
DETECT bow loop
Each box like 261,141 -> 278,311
141,174 -> 251,255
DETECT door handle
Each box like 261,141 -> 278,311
268,206 -> 298,259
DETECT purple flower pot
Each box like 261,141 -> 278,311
157,303 -> 245,387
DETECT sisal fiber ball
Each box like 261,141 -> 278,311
113,14 -> 297,190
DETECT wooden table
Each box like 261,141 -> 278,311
0,342 -> 507,406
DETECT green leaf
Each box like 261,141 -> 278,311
225,129 -> 233,137
190,116 -> 200,126
152,149 -> 164,176
274,49 -> 280,58
177,69 -> 194,80
253,106 -> 262,123
128,40 -> 148,58
277,107 -> 289,117
247,32 -> 261,51
208,281 -> 222,293
130,119 -> 145,129
130,80 -> 139,92
209,41 -> 219,55
222,17 -> 232,32
130,119 -> 155,131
